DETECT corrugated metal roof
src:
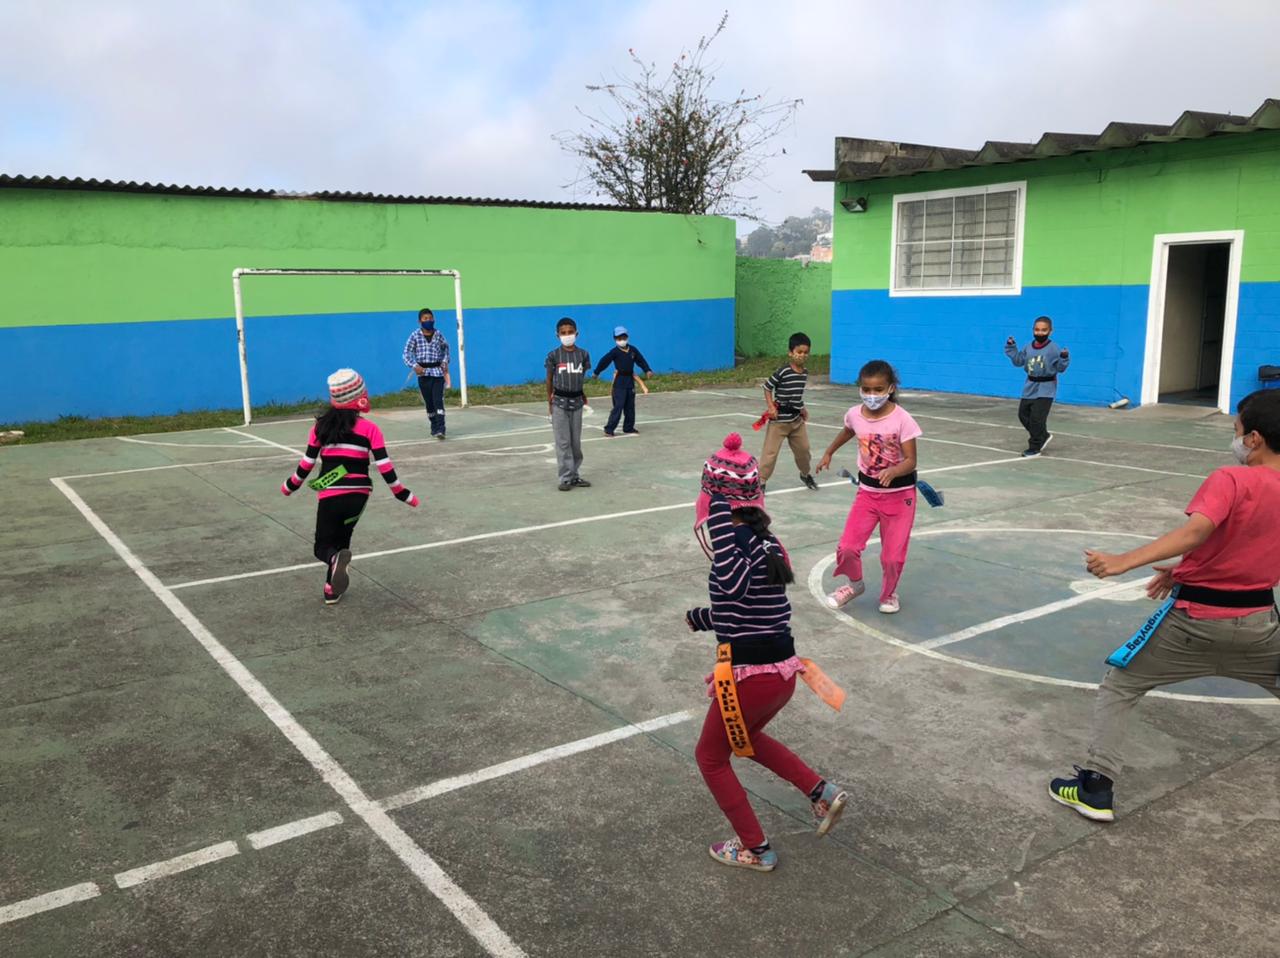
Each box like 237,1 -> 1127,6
804,98 -> 1280,183
0,173 -> 653,213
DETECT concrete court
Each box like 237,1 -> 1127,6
1,385 -> 1277,958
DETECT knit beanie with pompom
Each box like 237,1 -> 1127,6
694,432 -> 765,528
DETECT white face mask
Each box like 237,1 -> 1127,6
615,338 -> 628,348
559,333 -> 576,347
861,391 -> 890,411
1232,435 -> 1253,464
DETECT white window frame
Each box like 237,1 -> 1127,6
889,180 -> 1026,297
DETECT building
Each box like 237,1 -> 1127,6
0,177 -> 734,423
805,99 -> 1280,412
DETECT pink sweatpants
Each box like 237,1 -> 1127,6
834,487 -> 917,602
694,672 -> 821,849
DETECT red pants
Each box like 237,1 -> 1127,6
834,487 -> 917,602
694,672 -> 821,848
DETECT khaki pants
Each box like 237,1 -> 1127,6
1087,607 -> 1280,779
759,418 -> 811,482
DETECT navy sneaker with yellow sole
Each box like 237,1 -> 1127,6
1049,766 -> 1114,822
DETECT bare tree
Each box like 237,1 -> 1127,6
556,13 -> 801,220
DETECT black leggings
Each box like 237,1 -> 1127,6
314,494 -> 368,578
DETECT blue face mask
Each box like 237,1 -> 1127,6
421,324 -> 435,337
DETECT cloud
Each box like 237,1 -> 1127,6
2,0 -> 1278,230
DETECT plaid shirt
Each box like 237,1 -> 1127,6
403,329 -> 450,376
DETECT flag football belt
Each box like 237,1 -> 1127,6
419,361 -> 442,369
774,405 -> 804,419
1028,374 -> 1058,382
713,644 -> 847,757
1105,585 -> 1276,668
307,464 -> 349,491
553,389 -> 585,399
858,469 -> 918,490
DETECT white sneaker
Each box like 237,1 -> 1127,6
878,594 -> 900,614
1042,433 -> 1053,451
825,581 -> 865,609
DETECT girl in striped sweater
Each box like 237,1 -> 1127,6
688,433 -> 849,872
281,369 -> 419,605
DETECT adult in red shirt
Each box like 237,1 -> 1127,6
1048,388 -> 1280,822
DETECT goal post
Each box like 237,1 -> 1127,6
231,267 -> 467,425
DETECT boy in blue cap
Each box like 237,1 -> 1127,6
594,325 -> 653,436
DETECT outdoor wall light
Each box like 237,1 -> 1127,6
841,196 -> 868,213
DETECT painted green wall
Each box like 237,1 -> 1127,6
734,257 -> 832,356
0,190 -> 735,328
832,130 -> 1280,291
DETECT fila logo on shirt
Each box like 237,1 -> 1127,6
558,361 -> 584,375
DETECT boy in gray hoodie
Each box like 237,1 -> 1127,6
1005,316 -> 1070,457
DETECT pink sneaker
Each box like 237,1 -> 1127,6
825,581 -> 865,609
878,593 -> 900,614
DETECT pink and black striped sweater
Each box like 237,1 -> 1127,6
281,417 -> 417,504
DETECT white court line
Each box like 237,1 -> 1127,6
476,403 -> 550,421
806,529 -> 1279,706
118,436 -> 260,449
166,454 -> 1025,590
64,454 -> 294,480
246,811 -> 344,850
0,882 -> 100,926
223,427 -> 303,456
379,710 -> 692,811
917,578 -> 1147,650
51,478 -> 526,957
115,841 -> 240,889
0,707 -> 694,927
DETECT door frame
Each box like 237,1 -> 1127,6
1141,230 -> 1244,413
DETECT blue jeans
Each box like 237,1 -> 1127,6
605,382 -> 636,434
417,375 -> 446,435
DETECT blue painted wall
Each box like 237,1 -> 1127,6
831,283 -> 1280,411
0,297 -> 733,422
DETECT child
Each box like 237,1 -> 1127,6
403,307 -> 452,440
1005,316 -> 1069,457
1048,388 -> 1280,823
759,332 -> 819,491
815,360 -> 922,615
281,369 -> 419,604
689,432 -> 849,872
593,325 -> 652,437
545,317 -> 591,491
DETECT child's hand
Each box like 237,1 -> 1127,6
445,375 -> 453,389
1146,563 -> 1176,600
878,468 -> 898,487
1006,336 -> 1017,347
685,611 -> 697,632
801,407 -> 810,421
1060,348 -> 1069,359
815,453 -> 833,474
1084,549 -> 1128,579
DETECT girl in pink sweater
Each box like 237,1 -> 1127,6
281,369 -> 419,604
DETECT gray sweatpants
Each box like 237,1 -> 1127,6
1087,606 -> 1280,779
551,402 -> 584,484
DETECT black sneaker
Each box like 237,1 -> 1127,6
801,473 -> 819,491
570,477 -> 592,488
558,481 -> 572,491
1022,448 -> 1041,458
329,549 -> 352,598
1049,766 -> 1114,822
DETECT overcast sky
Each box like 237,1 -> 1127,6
2,0 -> 1277,233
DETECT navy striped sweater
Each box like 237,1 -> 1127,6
687,496 -> 795,664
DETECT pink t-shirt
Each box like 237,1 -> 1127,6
1174,465 -> 1280,619
843,404 -> 923,491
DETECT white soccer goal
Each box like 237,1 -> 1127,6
231,267 -> 467,425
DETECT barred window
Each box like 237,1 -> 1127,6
891,183 -> 1024,295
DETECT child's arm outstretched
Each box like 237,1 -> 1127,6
815,426 -> 857,473
1005,337 -> 1026,366
593,350 -> 615,378
1084,513 -> 1216,587
367,423 -> 419,507
281,428 -> 321,495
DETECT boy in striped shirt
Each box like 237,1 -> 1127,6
759,333 -> 819,492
